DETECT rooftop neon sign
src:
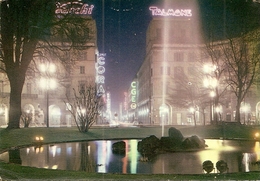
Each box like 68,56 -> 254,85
55,2 -> 94,15
149,6 -> 192,17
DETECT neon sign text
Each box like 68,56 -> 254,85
149,6 -> 192,17
55,2 -> 94,15
130,81 -> 137,109
96,53 -> 106,95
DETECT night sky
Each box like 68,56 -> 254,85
90,0 -> 155,112
87,0 -> 260,113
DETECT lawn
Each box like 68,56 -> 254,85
0,125 -> 260,180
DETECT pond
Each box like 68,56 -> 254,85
0,139 -> 260,174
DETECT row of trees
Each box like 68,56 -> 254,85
0,1 -> 103,131
169,29 -> 260,124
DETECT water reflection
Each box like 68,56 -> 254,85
0,139 -> 260,174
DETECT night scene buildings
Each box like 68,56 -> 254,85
0,1 -> 102,127
124,0 -> 260,126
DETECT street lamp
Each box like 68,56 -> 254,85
215,105 -> 223,121
209,91 -> 216,123
203,63 -> 219,124
39,63 -> 56,128
241,103 -> 250,124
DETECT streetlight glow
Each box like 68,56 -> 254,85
210,91 -> 216,98
49,63 -> 56,73
204,77 -> 218,88
203,64 -> 217,74
39,64 -> 47,72
39,63 -> 56,128
189,107 -> 195,113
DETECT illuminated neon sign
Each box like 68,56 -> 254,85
130,81 -> 137,109
96,53 -> 106,95
55,2 -> 94,15
149,6 -> 192,17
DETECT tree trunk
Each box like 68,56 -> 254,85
7,72 -> 25,129
235,104 -> 241,124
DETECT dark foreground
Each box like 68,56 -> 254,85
0,124 -> 260,180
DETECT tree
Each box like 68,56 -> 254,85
66,82 -> 104,132
202,41 -> 230,124
167,67 -> 210,126
201,1 -> 260,123
0,1 -> 93,129
221,30 -> 260,123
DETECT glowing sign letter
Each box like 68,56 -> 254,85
97,66 -> 105,74
98,85 -> 105,94
131,81 -> 136,88
98,56 -> 105,65
96,75 -> 105,84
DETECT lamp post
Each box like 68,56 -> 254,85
204,76 -> 218,124
241,103 -> 250,125
209,91 -> 216,124
39,63 -> 56,128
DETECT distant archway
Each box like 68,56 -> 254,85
21,104 -> 35,127
159,104 -> 169,125
49,105 -> 61,127
256,102 -> 260,124
0,104 -> 8,127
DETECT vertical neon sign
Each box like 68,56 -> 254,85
96,53 -> 106,95
130,81 -> 137,109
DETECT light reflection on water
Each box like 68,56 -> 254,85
0,139 -> 260,174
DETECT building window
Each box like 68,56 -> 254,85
174,52 -> 184,62
80,66 -> 85,74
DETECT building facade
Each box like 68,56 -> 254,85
0,2 -> 99,128
130,2 -> 260,126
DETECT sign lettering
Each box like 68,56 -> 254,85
149,6 -> 192,17
96,53 -> 106,95
96,75 -> 105,84
130,81 -> 137,110
55,2 -> 94,15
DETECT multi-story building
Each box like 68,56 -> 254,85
135,2 -> 204,125
131,1 -> 260,126
0,2 -> 98,128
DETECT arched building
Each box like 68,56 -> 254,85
0,2 -> 99,128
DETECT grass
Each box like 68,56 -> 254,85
0,125 -> 260,180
